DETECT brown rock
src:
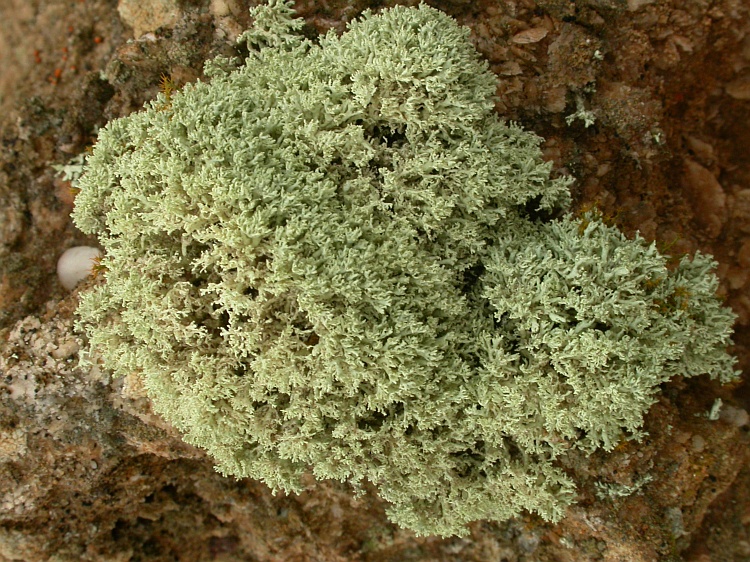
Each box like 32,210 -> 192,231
512,27 -> 549,44
682,158 -> 727,238
1,1 -> 749,561
726,75 -> 750,100
117,0 -> 182,39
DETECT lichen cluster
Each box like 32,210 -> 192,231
72,0 -> 737,536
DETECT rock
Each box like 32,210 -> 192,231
682,159 -> 727,238
117,0 -> 181,38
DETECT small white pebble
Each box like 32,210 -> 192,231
57,246 -> 101,290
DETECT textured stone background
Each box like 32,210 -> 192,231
1,1 -> 749,560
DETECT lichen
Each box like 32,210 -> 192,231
71,0 -> 738,537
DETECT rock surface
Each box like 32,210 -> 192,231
1,0 -> 749,560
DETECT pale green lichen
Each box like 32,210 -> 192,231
595,474 -> 653,500
71,0 -> 738,537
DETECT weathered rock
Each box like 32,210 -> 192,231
1,0 -> 749,560
683,158 -> 727,239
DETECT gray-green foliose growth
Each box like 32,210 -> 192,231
71,0 -> 739,537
